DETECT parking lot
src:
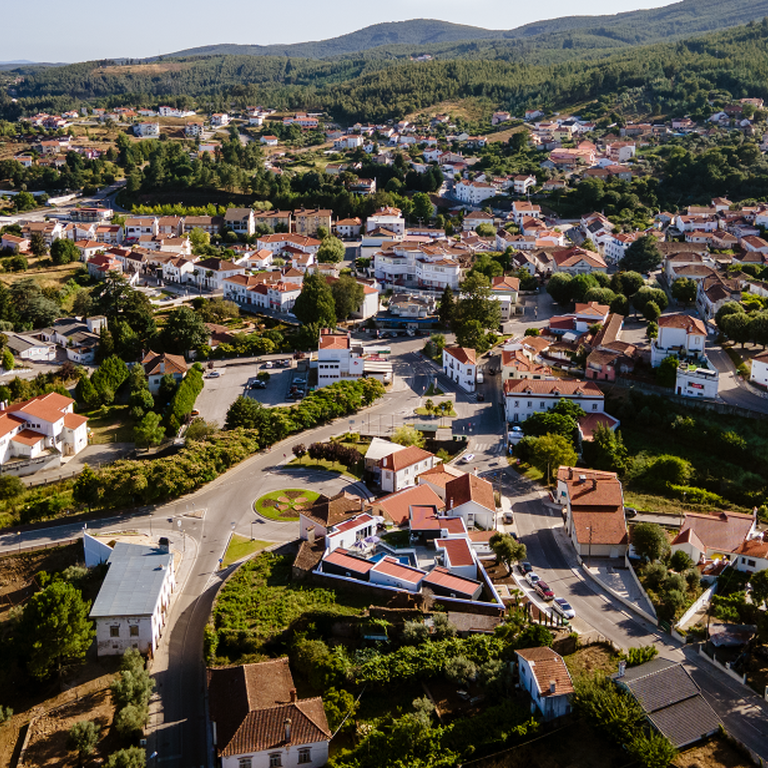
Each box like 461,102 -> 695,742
193,357 -> 305,426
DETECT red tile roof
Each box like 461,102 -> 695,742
318,333 -> 349,350
371,555 -> 425,584
207,659 -> 330,757
142,351 -> 188,377
437,538 -> 475,567
323,548 -> 375,575
63,412 -> 88,430
516,647 -> 574,696
443,346 -> 476,365
657,313 -> 707,336
409,504 -> 466,534
446,473 -> 495,513
7,392 -> 74,424
732,537 -> 768,559
422,566 -> 482,598
674,511 -> 754,554
373,485 -> 445,526
11,429 -> 45,446
504,379 -> 603,397
380,445 -> 434,472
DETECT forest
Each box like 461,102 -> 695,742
5,17 -> 768,123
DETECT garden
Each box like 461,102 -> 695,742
253,489 -> 321,522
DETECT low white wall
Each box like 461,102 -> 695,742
676,583 -> 716,631
579,560 -> 658,626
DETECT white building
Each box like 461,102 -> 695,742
134,122 -> 160,138
455,180 -> 497,206
675,365 -> 719,399
379,445 -> 437,493
650,313 -> 707,367
89,541 -> 175,656
445,473 -> 496,530
208,658 -> 331,768
442,346 -> 477,393
191,257 -> 245,291
750,350 -> 768,387
366,207 -> 405,236
490,275 -> 520,320
516,647 -> 574,721
316,332 -> 364,387
504,379 -> 605,423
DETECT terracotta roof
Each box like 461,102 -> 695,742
0,412 -> 25,438
142,351 -> 188,377
409,504 -> 466,534
657,313 -> 707,336
422,566 -> 481,598
301,491 -> 365,529
63,412 -> 88,429
674,511 -> 754,554
373,485 -> 445,526
417,463 -> 466,489
491,275 -> 520,292
323,548 -> 375,575
11,429 -> 45,446
574,301 -> 610,317
732,537 -> 768,559
578,412 -> 620,441
573,509 -> 627,547
436,538 -> 475,567
371,555 -> 425,583
293,539 -> 325,573
208,659 -> 330,758
558,467 -> 623,508
7,392 -> 74,424
380,445 -> 434,473
446,473 -> 495,513
443,346 -> 476,365
591,313 -> 624,348
318,334 -> 349,350
504,379 -> 603,397
516,647 -> 574,696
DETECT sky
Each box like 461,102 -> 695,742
3,0 -> 673,63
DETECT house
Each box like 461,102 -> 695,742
224,208 -> 255,237
650,313 -> 707,367
335,217 -> 362,238
370,483 -> 445,526
1,233 -> 30,253
455,180 -> 497,206
557,467 -> 628,560
89,540 -> 175,656
501,348 -> 553,380
504,379 -> 605,423
490,275 -> 520,320
732,536 -> 768,574
513,174 -> 537,195
462,211 -> 495,232
442,346 -> 477,393
671,511 -> 756,565
366,207 -> 406,236
299,491 -> 367,542
750,350 -> 768,387
208,658 -> 331,768
516,647 -> 574,721
614,659 -> 720,749
445,473 -> 497,530
0,392 -> 88,468
417,463 -> 466,500
191,257 -> 245,291
4,332 -> 56,363
379,445 -> 437,494
142,351 -> 188,394
134,122 -> 160,138
38,315 -> 106,363
317,332 -> 363,387
551,247 -> 607,275
293,209 -> 332,237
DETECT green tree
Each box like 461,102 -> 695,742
105,747 -> 146,768
67,721 -> 100,767
411,192 -> 434,223
528,433 -> 578,484
19,581 -> 95,679
134,411 -> 166,447
585,423 -> 629,473
292,271 -> 336,328
547,273 -> 574,305
323,687 -> 358,733
671,277 -> 697,306
2,346 -> 14,371
0,474 -> 24,499
656,355 -> 679,388
29,231 -> 48,258
610,271 -> 645,297
392,425 -> 426,448
331,275 -> 364,320
73,464 -> 101,511
75,374 -> 100,409
631,522 -> 669,562
619,234 -> 662,273
453,272 -> 501,352
632,286 -> 668,317
749,569 -> 768,610
643,300 -> 661,323
159,306 -> 208,355
721,311 -> 751,347
489,533 -> 527,574
51,238 -> 81,265
316,236 -> 345,264
715,301 -> 745,331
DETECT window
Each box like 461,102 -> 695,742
269,754 -> 282,768
298,748 -> 311,764
239,759 -> 252,768
110,625 -> 120,638
748,559 -> 756,567
130,625 -> 139,637
592,404 -> 598,411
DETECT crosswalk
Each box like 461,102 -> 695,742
471,441 -> 505,455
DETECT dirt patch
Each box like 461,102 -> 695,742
23,684 -> 119,768
673,735 -> 757,768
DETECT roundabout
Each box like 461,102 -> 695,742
253,488 -> 321,521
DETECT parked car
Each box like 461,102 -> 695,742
552,597 -> 575,619
460,453 -> 475,464
534,580 -> 554,600
262,361 -> 274,369
525,571 -> 540,586
206,371 -> 221,378
293,377 -> 307,385
518,561 -> 533,575
476,393 -> 485,401
624,507 -> 638,518
503,512 -> 513,524
253,380 -> 267,389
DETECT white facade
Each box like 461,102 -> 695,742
366,208 -> 405,236
675,366 -> 719,398
442,347 -> 476,393
221,742 -> 329,768
504,380 -> 605,423
516,648 -> 573,721
455,180 -> 497,206
317,333 -> 364,387
134,122 -> 160,138
650,315 -> 707,367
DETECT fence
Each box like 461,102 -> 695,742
4,537 -> 81,557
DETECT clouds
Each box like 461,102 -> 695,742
3,0 -> 670,63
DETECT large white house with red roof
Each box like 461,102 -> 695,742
442,346 -> 477,392
0,393 -> 88,471
445,473 -> 497,530
671,511 -> 757,566
379,445 -> 438,493
504,378 -> 605,423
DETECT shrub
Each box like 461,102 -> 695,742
669,550 -> 693,572
621,645 -> 658,667
444,655 -> 477,686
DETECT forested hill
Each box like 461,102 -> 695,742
162,0 -> 768,60
8,18 -> 768,123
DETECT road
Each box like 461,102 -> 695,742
707,344 -> 768,413
3,316 -> 768,764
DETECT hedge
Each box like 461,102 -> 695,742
165,363 -> 204,434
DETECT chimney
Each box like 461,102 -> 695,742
592,479 -> 597,490
290,688 -> 297,703
549,680 -> 556,694
284,717 -> 292,742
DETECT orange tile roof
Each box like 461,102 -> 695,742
63,412 -> 88,430
657,313 -> 707,336
318,334 -> 349,350
444,346 -> 476,365
437,538 -> 475,567
674,511 -> 754,554
380,445 -> 434,472
0,412 -> 25,438
516,647 -> 574,696
7,392 -> 74,424
417,463 -> 465,489
373,485 -> 445,526
11,429 -> 45,446
323,548 -> 375,575
371,555 -> 425,584
422,566 -> 481,598
142,351 -> 188,377
573,509 -> 627,547
504,379 -> 603,397
446,473 -> 495,513
732,537 -> 768,559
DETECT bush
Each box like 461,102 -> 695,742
621,645 -> 658,667
306,441 -> 364,470
444,655 -> 477,686
669,550 -> 693,572
165,363 -> 204,435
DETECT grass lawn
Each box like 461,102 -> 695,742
289,455 -> 363,480
82,405 -> 134,444
424,383 -> 445,396
254,488 -> 321,521
414,407 -> 456,418
622,491 -> 722,517
222,534 -> 270,567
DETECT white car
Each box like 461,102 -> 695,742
553,597 -> 575,619
206,370 -> 221,378
525,571 -> 540,586
460,453 -> 475,464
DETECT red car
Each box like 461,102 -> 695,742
534,580 -> 554,601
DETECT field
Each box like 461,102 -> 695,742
288,454 -> 363,479
81,404 -> 135,445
